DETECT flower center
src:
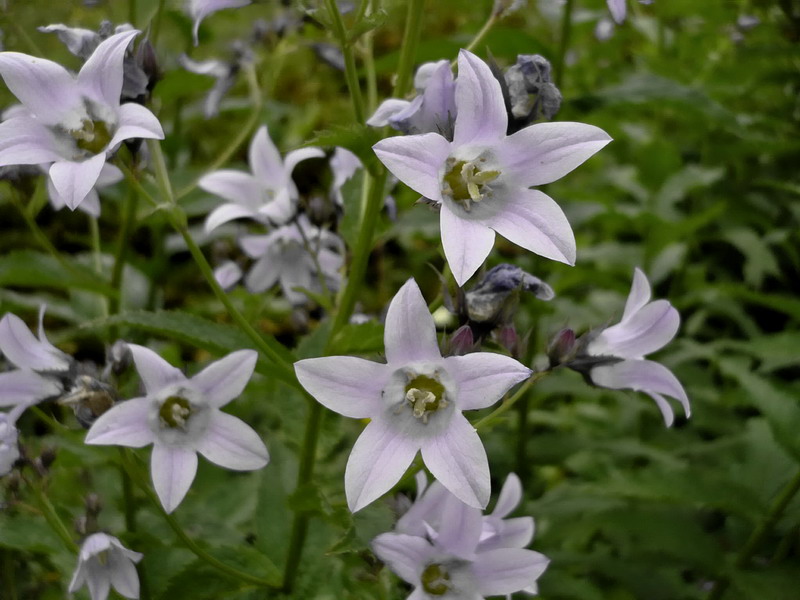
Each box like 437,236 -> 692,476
96,550 -> 109,566
71,118 -> 112,155
404,374 -> 447,424
421,563 -> 452,596
158,395 -> 192,430
442,157 -> 500,212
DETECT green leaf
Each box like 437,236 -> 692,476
0,250 -> 116,296
304,124 -> 383,175
329,321 -> 384,355
723,227 -> 780,287
347,9 -> 388,43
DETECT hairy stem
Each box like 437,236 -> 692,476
706,468 -> 800,600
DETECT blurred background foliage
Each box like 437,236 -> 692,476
1,0 -> 799,599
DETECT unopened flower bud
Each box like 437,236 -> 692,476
447,325 -> 476,356
465,264 -> 554,326
39,447 -> 57,471
547,328 -> 576,367
503,54 -> 562,132
495,324 -> 519,355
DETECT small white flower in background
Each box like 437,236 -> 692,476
0,406 -> 24,476
0,308 -> 69,411
69,532 -> 143,600
584,268 -> 689,426
187,0 -> 252,45
213,260 -> 244,291
295,278 -> 531,511
201,125 -> 324,232
372,471 -> 548,599
239,216 -> 345,305
0,30 -> 164,211
606,0 -> 654,25
179,54 -> 238,118
373,50 -> 611,286
85,346 -> 269,513
330,147 -> 362,206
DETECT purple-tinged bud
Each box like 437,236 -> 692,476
547,328 -> 577,368
496,325 -> 518,355
448,325 -> 476,356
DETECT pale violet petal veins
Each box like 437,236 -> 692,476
195,411 -> 269,470
493,473 -> 523,518
108,103 -> 165,148
608,0 -> 627,23
367,99 -> 411,127
591,359 -> 690,416
77,30 -> 139,108
473,548 -> 550,596
294,356 -> 389,419
190,349 -> 257,408
396,480 -> 451,537
0,370 -> 62,407
205,203 -> 259,233
623,267 -> 652,320
481,187 -> 576,265
151,444 -> 198,513
0,312 -> 70,371
248,126 -> 284,185
373,133 -> 451,201
444,353 -> 531,410
421,411 -> 490,509
384,278 -> 442,365
0,117 -> 62,166
496,121 -> 612,187
128,344 -> 186,394
84,398 -> 153,447
345,418 -> 419,512
49,153 -> 107,211
590,300 -> 679,359
453,50 -> 507,147
435,492 -> 483,558
0,52 -> 82,126
372,533 -> 434,585
440,203 -> 496,287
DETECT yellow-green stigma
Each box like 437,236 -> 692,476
405,374 -> 446,423
443,157 -> 500,212
159,396 -> 192,429
96,550 -> 109,566
421,563 -> 452,596
72,119 -> 112,154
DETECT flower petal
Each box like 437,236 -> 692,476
608,0 -> 627,23
479,516 -> 535,551
367,99 -> 411,127
0,116 -> 62,166
49,153 -> 107,211
384,279 -> 442,365
435,492 -> 483,558
151,444 -> 198,513
107,549 -> 141,598
199,170 -> 264,209
196,410 -> 269,470
493,472 -> 522,518
396,480 -> 451,537
623,267 -> 652,320
496,121 -> 611,187
372,533 -> 433,585
421,411 -> 490,508
128,344 -> 186,395
84,398 -> 153,447
214,260 -> 243,290
283,147 -> 325,179
440,203 -> 495,287
373,133 -> 450,201
77,29 -> 138,108
247,126 -> 284,185
0,370 -> 62,407
189,0 -> 252,45
345,418 -> 419,512
647,391 -> 676,427
85,565 -> 111,600
590,300 -> 679,359
473,548 -> 550,596
444,353 -> 531,410
452,50 -> 507,147
294,356 -> 389,418
244,254 -> 281,294
483,187 -> 575,265
205,203 -> 258,233
0,52 -> 81,126
108,102 -> 164,148
0,312 -> 70,371
591,359 -> 690,417
190,350 -> 257,408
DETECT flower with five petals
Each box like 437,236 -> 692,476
69,533 -> 143,600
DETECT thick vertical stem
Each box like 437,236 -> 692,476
555,0 -> 574,89
109,189 -> 138,316
324,0 -> 366,122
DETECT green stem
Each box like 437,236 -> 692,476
515,393 -> 530,480
89,216 -> 109,317
324,0 -> 366,122
175,64 -> 263,200
129,0 -> 137,25
554,0 -> 574,89
33,485 -> 78,553
109,189 -> 139,316
151,0 -> 166,46
119,451 -> 278,588
362,0 -> 380,114
464,13 -> 498,55
118,448 -> 138,533
29,405 -> 68,432
706,469 -> 800,600
392,0 -> 426,97
1,550 -> 16,600
474,371 -> 548,430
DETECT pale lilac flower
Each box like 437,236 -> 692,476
330,147 -> 362,206
0,407 -> 23,476
585,268 -> 689,426
201,126 -> 324,232
0,30 -> 164,211
295,278 -> 531,511
188,0 -> 252,45
0,309 -> 69,410
69,532 -> 143,600
607,0 -> 653,24
373,478 -> 548,599
373,50 -> 611,286
368,60 -> 456,138
179,54 -> 237,118
213,260 -> 243,290
46,162 -> 123,216
240,216 -> 344,305
85,346 -> 269,513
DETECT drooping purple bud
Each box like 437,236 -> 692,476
465,264 -> 554,326
448,325 -> 476,356
495,324 -> 519,356
547,328 -> 576,368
